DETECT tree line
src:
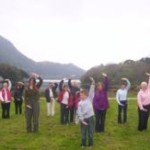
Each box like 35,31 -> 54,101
0,63 -> 28,85
0,57 -> 150,91
81,57 -> 150,90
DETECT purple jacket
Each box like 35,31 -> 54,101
93,76 -> 109,111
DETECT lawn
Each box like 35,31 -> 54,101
0,98 -> 150,150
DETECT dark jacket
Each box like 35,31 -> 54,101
45,83 -> 58,102
14,85 -> 24,102
25,77 -> 43,105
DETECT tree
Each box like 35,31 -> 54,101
0,63 -> 29,85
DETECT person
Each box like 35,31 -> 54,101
93,73 -> 109,132
14,82 -> 24,114
0,79 -> 12,119
74,91 -> 80,124
68,78 -> 80,123
77,77 -> 95,148
45,82 -> 58,116
137,73 -> 150,131
24,73 -> 43,133
57,79 -> 73,125
116,78 -> 131,123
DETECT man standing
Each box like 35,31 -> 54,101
45,82 -> 58,116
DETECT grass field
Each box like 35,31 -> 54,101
0,97 -> 150,150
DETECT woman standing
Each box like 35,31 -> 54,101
116,78 -> 131,123
14,82 -> 24,114
137,73 -> 150,131
0,79 -> 12,119
93,73 -> 109,132
58,79 -> 73,124
24,73 -> 43,133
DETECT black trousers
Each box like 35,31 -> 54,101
69,107 -> 74,123
118,101 -> 127,123
1,103 -> 10,119
95,109 -> 107,132
14,100 -> 23,114
138,105 -> 150,131
60,103 -> 69,124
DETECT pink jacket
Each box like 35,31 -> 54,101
137,78 -> 150,110
1,88 -> 12,102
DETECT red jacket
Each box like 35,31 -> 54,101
1,88 -> 12,102
57,90 -> 73,108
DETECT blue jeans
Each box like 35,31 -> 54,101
118,101 -> 127,123
80,116 -> 94,147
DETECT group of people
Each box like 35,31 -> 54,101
0,72 -> 150,148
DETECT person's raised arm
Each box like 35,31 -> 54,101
122,78 -> 131,90
88,77 -> 95,101
102,73 -> 109,92
36,76 -> 43,89
54,83 -> 58,91
5,79 -> 12,90
59,79 -> 64,91
68,79 -> 72,90
30,73 -> 43,89
146,73 -> 150,89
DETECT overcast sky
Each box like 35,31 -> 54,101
0,0 -> 150,70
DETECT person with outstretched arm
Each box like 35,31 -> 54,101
24,73 -> 43,133
116,78 -> 131,123
137,73 -> 150,131
77,77 -> 95,148
93,73 -> 109,132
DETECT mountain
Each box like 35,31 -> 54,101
0,35 -> 85,78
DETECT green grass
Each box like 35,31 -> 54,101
0,98 -> 150,150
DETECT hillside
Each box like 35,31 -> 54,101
81,58 -> 150,87
0,35 -> 85,78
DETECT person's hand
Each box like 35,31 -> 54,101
146,73 -> 150,77
102,73 -> 107,77
0,100 -> 4,103
121,78 -> 127,80
63,77 -> 67,81
30,72 -> 39,78
89,76 -> 95,84
82,121 -> 88,126
142,108 -> 147,112
18,81 -> 24,85
89,76 -> 94,82
119,103 -> 124,106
